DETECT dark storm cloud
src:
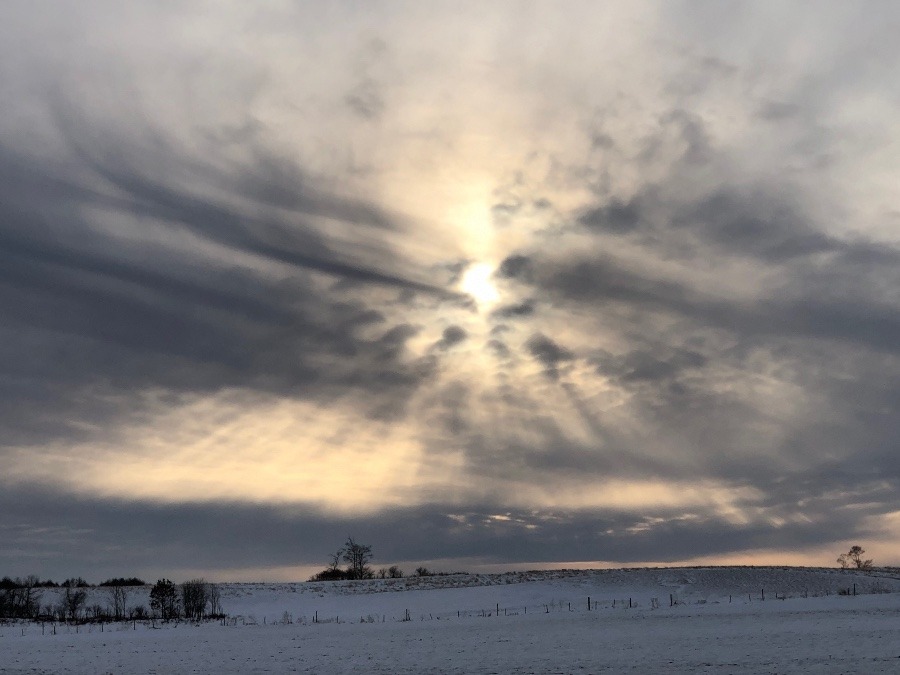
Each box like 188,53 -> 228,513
0,128 -> 456,449
0,482 -> 884,581
525,333 -> 574,379
672,188 -> 835,263
496,254 -> 534,281
596,348 -> 708,385
490,298 -> 535,320
503,194 -> 900,357
485,339 -> 511,359
492,154 -> 900,533
578,197 -> 642,234
576,180 -> 832,265
434,325 -> 468,350
54,128 -> 440,293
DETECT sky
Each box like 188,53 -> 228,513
2,1 -> 900,582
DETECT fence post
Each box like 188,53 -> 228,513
588,596 -> 591,611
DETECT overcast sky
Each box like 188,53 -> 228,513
2,1 -> 900,582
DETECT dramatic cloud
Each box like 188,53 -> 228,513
2,1 -> 900,580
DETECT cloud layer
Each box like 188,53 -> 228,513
2,1 -> 900,579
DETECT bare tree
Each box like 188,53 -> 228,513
109,585 -> 129,621
329,550 -> 343,574
342,537 -> 374,580
182,579 -> 208,620
62,586 -> 87,622
0,576 -> 43,619
837,545 -> 873,570
388,565 -> 404,579
309,552 -> 349,581
207,582 -> 222,617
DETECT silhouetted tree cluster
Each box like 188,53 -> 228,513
61,586 -> 87,621
0,576 -> 43,619
1,573 -> 222,622
208,581 -> 222,616
1,576 -> 59,589
838,545 -> 874,570
376,565 -> 404,579
109,584 -> 129,621
343,538 -> 374,580
149,579 -> 180,620
147,578 -> 222,621
181,579 -> 208,620
99,577 -> 146,587
309,537 -> 381,581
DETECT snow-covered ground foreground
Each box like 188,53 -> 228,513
3,567 -> 900,674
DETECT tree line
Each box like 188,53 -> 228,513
148,578 -> 223,621
0,575 -> 222,622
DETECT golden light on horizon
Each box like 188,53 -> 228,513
0,386 -> 763,521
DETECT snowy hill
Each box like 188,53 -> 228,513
3,567 -> 900,674
213,565 -> 900,622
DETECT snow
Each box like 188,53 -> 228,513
2,567 -> 899,673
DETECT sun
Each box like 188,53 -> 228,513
460,262 -> 500,307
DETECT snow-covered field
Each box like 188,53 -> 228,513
3,567 -> 900,674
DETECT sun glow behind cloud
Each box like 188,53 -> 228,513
460,263 -> 500,308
